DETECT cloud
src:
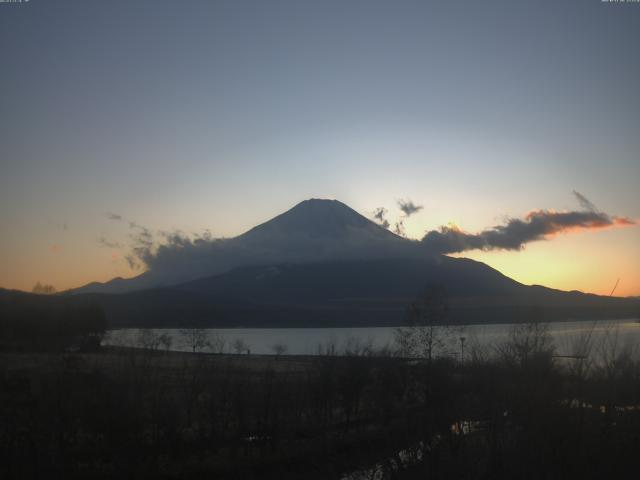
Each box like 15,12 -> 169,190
372,200 -> 422,234
104,193 -> 635,288
126,230 -> 237,279
127,227 -> 155,270
122,226 -> 219,272
101,211 -> 157,269
398,199 -> 423,217
102,210 -> 221,273
572,190 -> 597,212
124,254 -> 140,270
421,193 -> 635,254
98,237 -> 123,249
50,244 -> 62,254
393,199 -> 424,237
372,207 -> 390,229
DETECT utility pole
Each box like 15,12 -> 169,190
460,336 -> 466,364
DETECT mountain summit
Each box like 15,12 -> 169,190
233,198 -> 417,264
241,199 -> 397,240
66,198 -> 640,326
72,199 -> 425,294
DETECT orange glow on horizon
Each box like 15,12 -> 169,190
452,228 -> 640,297
2,207 -> 638,297
541,217 -> 637,239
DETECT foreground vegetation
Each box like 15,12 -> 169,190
2,289 -> 639,479
1,321 -> 639,479
0,292 -> 106,352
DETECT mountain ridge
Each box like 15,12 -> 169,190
53,198 -> 639,328
63,257 -> 639,328
69,198 -> 426,294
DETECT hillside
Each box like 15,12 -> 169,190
70,199 -> 425,295
57,199 -> 639,327
72,258 -> 639,328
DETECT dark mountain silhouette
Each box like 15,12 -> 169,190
176,256 -> 521,302
240,198 -> 400,241
59,199 -> 639,327
70,259 -> 638,328
71,199 -> 424,294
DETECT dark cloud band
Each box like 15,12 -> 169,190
421,207 -> 635,254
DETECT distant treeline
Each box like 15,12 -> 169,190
0,291 -> 107,351
76,288 -> 640,329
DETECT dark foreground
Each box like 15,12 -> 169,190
1,341 -> 639,480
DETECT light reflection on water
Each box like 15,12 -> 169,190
104,318 -> 640,358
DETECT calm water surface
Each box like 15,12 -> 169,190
105,318 -> 640,358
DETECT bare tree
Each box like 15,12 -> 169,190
158,332 -> 173,352
394,285 -> 460,362
232,338 -> 248,354
316,338 -> 338,356
179,328 -> 210,353
32,282 -> 56,295
136,329 -> 162,351
343,336 -> 374,357
496,320 -> 554,367
209,332 -> 226,354
271,343 -> 288,357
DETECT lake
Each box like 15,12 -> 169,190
104,318 -> 640,360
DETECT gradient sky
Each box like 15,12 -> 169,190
1,0 -> 639,296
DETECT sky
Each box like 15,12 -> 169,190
1,0 -> 639,296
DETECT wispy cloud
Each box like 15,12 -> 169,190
572,190 -> 597,212
101,212 -> 157,269
372,207 -> 390,229
105,193 -> 636,281
392,199 -> 424,237
398,199 -> 423,217
98,237 -> 123,249
421,193 -> 635,254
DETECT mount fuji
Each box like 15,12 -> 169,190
72,199 -> 427,294
64,199 -> 638,327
